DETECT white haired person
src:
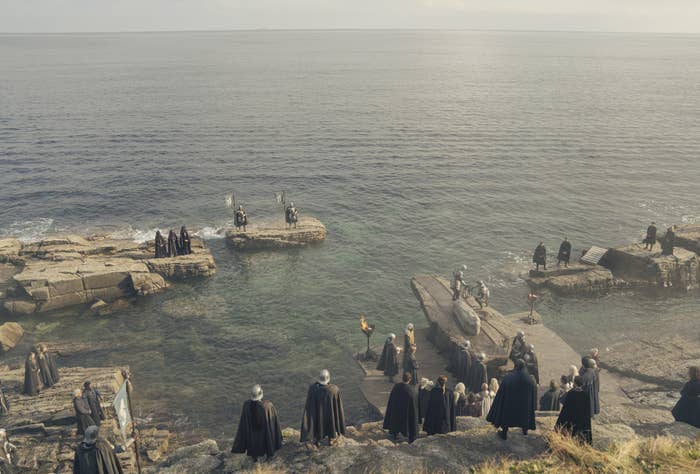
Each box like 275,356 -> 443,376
73,425 -> 123,474
376,333 -> 400,379
232,384 -> 283,461
403,323 -> 415,373
300,370 -> 346,447
0,429 -> 17,470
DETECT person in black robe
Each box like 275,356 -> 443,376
644,222 -> 657,250
167,229 -> 179,257
539,380 -> 562,411
555,376 -> 592,444
73,425 -> 123,474
524,345 -> 540,385
22,351 -> 41,396
36,346 -> 55,389
154,230 -> 167,258
383,372 -> 419,443
468,353 -> 488,394
235,206 -> 248,232
73,389 -> 97,435
557,238 -> 572,267
83,382 -> 105,426
40,344 -> 60,384
671,366 -> 700,428
458,341 -> 473,386
533,242 -> 547,271
0,382 -> 9,416
422,375 -> 456,435
376,334 -> 400,379
417,378 -> 434,424
486,359 -> 537,440
232,384 -> 283,460
509,331 -> 527,363
580,359 -> 600,416
285,202 -> 299,229
453,383 -> 468,416
300,369 -> 346,446
179,226 -> 192,255
661,226 -> 676,256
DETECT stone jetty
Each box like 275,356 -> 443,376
225,216 -> 327,250
0,234 -> 216,316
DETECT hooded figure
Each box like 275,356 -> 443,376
167,229 -> 179,257
73,389 -> 97,435
232,384 -> 283,460
524,345 -> 540,385
285,203 -> 299,229
557,238 -> 572,267
422,375 -> 456,435
671,366 -> 700,428
376,334 -> 400,378
73,425 -> 124,474
154,230 -> 167,258
383,372 -> 419,443
509,331 -> 527,363
0,382 -> 9,416
539,380 -> 562,411
661,226 -> 676,256
555,376 -> 592,444
179,226 -> 192,255
41,344 -> 60,384
580,359 -> 600,416
402,324 -> 415,373
453,383 -> 468,416
23,351 -> 41,396
235,205 -> 248,231
457,341 -> 473,386
418,378 -> 434,424
36,346 -> 55,388
468,353 -> 488,394
83,382 -> 105,426
644,222 -> 657,250
486,359 -> 537,440
300,370 -> 346,445
533,242 -> 547,271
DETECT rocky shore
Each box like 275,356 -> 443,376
225,216 -> 327,250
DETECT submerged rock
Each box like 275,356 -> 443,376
225,216 -> 327,250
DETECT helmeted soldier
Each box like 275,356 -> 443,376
235,205 -> 248,232
285,202 -> 299,229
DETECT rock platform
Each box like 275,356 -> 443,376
225,216 -> 327,250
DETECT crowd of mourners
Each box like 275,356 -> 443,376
153,226 -> 192,258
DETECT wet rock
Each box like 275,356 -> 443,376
225,216 -> 327,250
675,224 -> 700,255
89,299 -> 108,312
605,244 -> 699,289
0,321 -> 24,352
528,267 -> 616,295
131,272 -> 168,296
0,238 -> 21,263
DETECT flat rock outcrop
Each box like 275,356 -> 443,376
225,216 -> 327,250
0,321 -> 24,352
528,265 -> 616,295
675,223 -> 700,255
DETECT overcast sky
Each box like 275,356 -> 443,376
2,0 -> 700,34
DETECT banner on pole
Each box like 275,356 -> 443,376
113,381 -> 132,439
225,193 -> 235,209
275,191 -> 286,205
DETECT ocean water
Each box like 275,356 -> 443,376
1,31 -> 700,440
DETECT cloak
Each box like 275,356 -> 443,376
383,382 -> 419,442
555,388 -> 592,444
533,245 -> 546,265
300,383 -> 346,443
454,393 -> 468,416
406,353 -> 419,386
154,231 -> 167,258
376,340 -> 400,377
486,368 -> 536,431
509,337 -> 526,363
557,241 -> 572,263
539,389 -> 561,411
467,360 -> 488,394
73,439 -> 124,474
418,386 -> 431,424
645,225 -> 657,244
525,352 -> 540,385
671,380 -> 700,428
167,230 -> 179,257
0,386 -> 9,415
459,348 -> 473,385
73,397 -> 97,435
37,353 -> 55,388
232,399 -> 283,459
23,355 -> 41,396
235,210 -> 248,227
84,388 -> 105,425
661,228 -> 675,256
179,226 -> 192,255
422,386 -> 456,435
402,332 -> 415,373
46,351 -> 60,383
580,368 -> 600,415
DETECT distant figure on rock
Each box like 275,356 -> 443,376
300,369 -> 346,446
405,344 -> 419,386
402,324 -> 415,373
671,366 -> 700,428
524,344 -> 540,385
480,382 -> 495,419
377,334 -> 400,379
285,202 -> 299,229
0,429 -> 17,471
557,238 -> 572,267
235,205 -> 248,232
475,281 -> 490,309
509,331 -> 527,363
418,378 -> 434,424
0,382 -> 9,416
457,340 -> 473,386
451,266 -> 467,300
555,376 -> 592,444
423,375 -> 456,435
539,380 -> 562,411
533,242 -> 547,271
167,229 -> 179,257
231,384 -> 283,461
73,425 -> 123,474
73,389 -> 97,436
154,230 -> 167,258
179,226 -> 192,255
383,372 -> 419,443
83,381 -> 105,426
486,359 -> 537,440
661,225 -> 676,257
453,383 -> 468,416
40,344 -> 60,384
580,359 -> 600,416
643,222 -> 658,250
468,353 -> 488,394
36,345 -> 55,389
22,351 -> 41,396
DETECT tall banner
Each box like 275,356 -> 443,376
113,381 -> 132,439
225,192 -> 235,209
275,191 -> 285,205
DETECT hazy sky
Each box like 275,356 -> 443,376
2,0 -> 700,34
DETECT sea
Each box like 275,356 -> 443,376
1,30 -> 699,441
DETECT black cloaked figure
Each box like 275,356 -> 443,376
167,229 -> 179,257
179,226 -> 192,255
486,359 -> 537,440
661,226 -> 676,256
671,366 -> 700,428
557,238 -> 572,267
524,344 -> 540,385
23,351 -> 41,396
539,380 -> 562,411
580,358 -> 600,416
40,344 -> 60,384
73,389 -> 97,435
422,375 -> 456,436
458,341 -> 473,386
83,381 -> 105,426
0,381 -> 10,415
235,205 -> 248,231
467,352 -> 488,394
417,378 -> 434,424
73,425 -> 124,474
533,242 -> 547,271
154,230 -> 167,258
555,376 -> 593,444
232,384 -> 283,461
376,334 -> 400,379
644,222 -> 658,250
300,369 -> 346,446
383,372 -> 419,443
36,346 -> 55,388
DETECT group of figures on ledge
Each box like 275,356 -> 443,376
233,202 -> 300,232
532,238 -> 572,271
154,226 -> 192,258
643,222 -> 677,255
21,344 -> 60,396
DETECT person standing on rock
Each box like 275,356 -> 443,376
486,359 -> 537,440
533,242 -> 547,271
405,344 -> 419,386
423,375 -> 456,435
468,353 -> 488,395
73,425 -> 124,474
509,331 -> 527,363
73,389 -> 97,436
671,366 -> 700,428
235,205 -> 248,232
453,383 -> 468,416
475,281 -> 490,309
383,372 -> 419,443
417,378 -> 434,425
643,222 -> 658,250
555,376 -> 592,444
557,238 -> 572,267
83,381 -> 105,426
22,351 -> 41,396
285,202 -> 299,229
376,334 -> 400,380
300,369 -> 346,447
524,344 -> 540,385
661,225 -> 676,257
40,344 -> 60,384
154,230 -> 167,258
179,226 -> 192,255
458,340 -> 473,386
451,266 -> 467,300
167,229 -> 179,257
0,381 -> 10,416
580,359 -> 600,416
402,324 -> 415,374
539,380 -> 562,411
231,384 -> 283,461
36,345 -> 55,389
480,383 -> 495,419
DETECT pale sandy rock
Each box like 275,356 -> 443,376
3,299 -> 37,315
0,321 -> 24,352
145,253 -> 217,280
131,272 -> 168,296
0,238 -> 21,263
225,216 -> 327,250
